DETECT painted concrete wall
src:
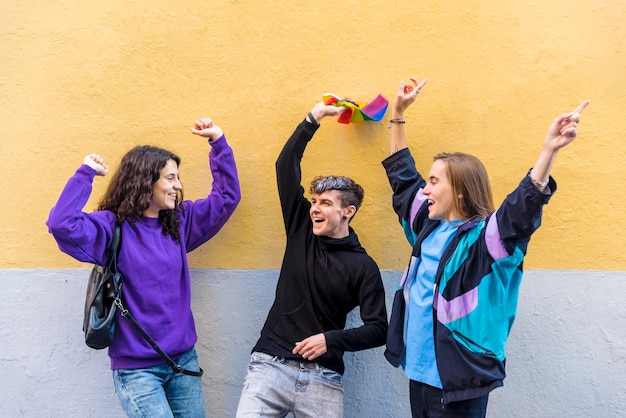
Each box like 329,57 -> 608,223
2,0 -> 625,271
2,269 -> 625,417
2,1 -> 626,417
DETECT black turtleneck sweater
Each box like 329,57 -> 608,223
252,119 -> 388,375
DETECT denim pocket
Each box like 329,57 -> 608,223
318,368 -> 343,389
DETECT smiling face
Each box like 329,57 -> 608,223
143,159 -> 181,218
309,190 -> 356,238
423,159 -> 462,221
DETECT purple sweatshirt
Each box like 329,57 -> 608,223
47,135 -> 241,370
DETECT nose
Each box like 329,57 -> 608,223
174,179 -> 182,190
422,183 -> 431,195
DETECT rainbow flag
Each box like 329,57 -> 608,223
322,93 -> 389,124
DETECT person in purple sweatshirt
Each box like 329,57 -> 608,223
47,116 -> 241,417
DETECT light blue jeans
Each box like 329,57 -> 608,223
112,348 -> 206,418
236,351 -> 344,418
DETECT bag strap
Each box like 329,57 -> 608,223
111,223 -> 203,377
114,299 -> 203,377
106,224 -> 122,271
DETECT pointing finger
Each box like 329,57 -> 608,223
572,100 -> 590,115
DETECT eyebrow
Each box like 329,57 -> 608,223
312,197 -> 334,204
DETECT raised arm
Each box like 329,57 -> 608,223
529,100 -> 590,192
182,116 -> 241,251
389,77 -> 428,153
275,102 -> 347,231
47,154 -> 115,264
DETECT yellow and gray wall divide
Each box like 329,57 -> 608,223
1,1 -> 624,416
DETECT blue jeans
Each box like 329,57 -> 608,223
409,380 -> 488,418
112,348 -> 206,418
236,351 -> 344,418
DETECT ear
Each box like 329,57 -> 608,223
343,205 -> 357,221
457,193 -> 463,200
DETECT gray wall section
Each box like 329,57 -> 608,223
1,269 -> 625,417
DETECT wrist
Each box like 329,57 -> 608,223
308,110 -> 321,125
388,117 -> 406,128
391,108 -> 405,118
207,131 -> 224,143
528,171 -> 548,187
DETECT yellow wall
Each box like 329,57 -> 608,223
1,1 -> 624,270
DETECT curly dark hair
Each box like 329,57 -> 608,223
98,145 -> 184,240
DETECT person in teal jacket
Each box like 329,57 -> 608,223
382,76 -> 589,418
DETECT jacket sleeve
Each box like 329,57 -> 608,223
182,134 -> 242,252
489,172 -> 557,257
324,258 -> 388,352
46,165 -> 116,265
275,119 -> 319,236
382,148 -> 429,246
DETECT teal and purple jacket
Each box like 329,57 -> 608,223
382,148 -> 556,404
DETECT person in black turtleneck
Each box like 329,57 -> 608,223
236,101 -> 388,418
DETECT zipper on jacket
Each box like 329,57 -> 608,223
452,331 -> 496,357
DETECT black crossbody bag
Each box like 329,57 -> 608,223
83,224 -> 203,377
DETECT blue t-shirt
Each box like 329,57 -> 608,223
402,220 -> 461,387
